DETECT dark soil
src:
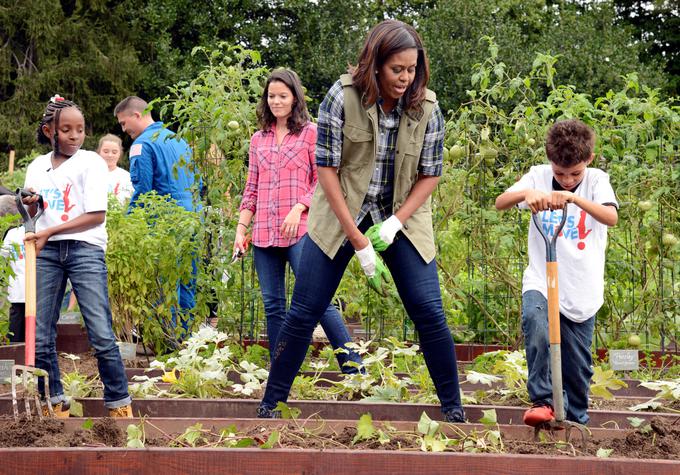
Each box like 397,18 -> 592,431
132,417 -> 680,460
58,350 -> 150,374
607,416 -> 680,460
0,415 -> 677,460
58,352 -> 100,378
504,416 -> 680,460
0,416 -> 124,448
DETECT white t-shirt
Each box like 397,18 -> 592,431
24,150 -> 108,250
507,164 -> 618,323
2,226 -> 25,303
107,167 -> 133,203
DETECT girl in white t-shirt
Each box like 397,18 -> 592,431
22,95 -> 132,418
97,134 -> 133,203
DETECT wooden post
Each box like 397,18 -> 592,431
8,149 -> 15,174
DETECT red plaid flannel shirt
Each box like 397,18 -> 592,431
239,122 -> 318,247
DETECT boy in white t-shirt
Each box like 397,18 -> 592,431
495,119 -> 618,426
1,195 -> 25,342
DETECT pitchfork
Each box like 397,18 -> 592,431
9,188 -> 54,419
531,203 -> 589,443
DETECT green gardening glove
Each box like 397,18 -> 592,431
365,224 -> 387,252
366,215 -> 403,252
367,255 -> 391,297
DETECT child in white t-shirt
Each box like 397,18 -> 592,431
495,119 -> 618,426
22,95 -> 132,418
97,134 -> 133,204
1,195 -> 25,342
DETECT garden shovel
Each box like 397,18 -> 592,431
531,203 -> 588,442
10,188 -> 54,420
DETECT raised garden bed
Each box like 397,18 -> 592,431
4,448 -> 678,475
1,397 -> 674,428
0,416 -> 678,474
0,323 -> 91,358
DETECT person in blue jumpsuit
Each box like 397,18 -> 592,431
115,96 -> 200,336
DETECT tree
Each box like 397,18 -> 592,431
614,0 -> 679,95
0,0 -> 672,163
418,0 -> 668,113
0,0 -> 141,163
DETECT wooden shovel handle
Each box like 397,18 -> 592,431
546,262 -> 560,345
24,240 -> 36,367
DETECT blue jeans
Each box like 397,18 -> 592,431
35,241 -> 131,408
522,290 -> 594,424
171,257 -> 197,337
253,236 -> 362,372
260,221 -> 463,415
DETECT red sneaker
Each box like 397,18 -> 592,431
523,404 -> 555,427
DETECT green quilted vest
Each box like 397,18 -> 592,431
308,74 -> 438,263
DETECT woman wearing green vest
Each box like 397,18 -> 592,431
257,19 -> 465,422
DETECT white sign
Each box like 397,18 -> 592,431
609,350 -> 639,371
0,360 -> 13,382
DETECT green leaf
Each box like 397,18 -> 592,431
627,417 -> 645,428
232,438 -> 255,448
181,423 -> 204,447
126,424 -> 144,448
417,412 -> 440,437
466,371 -> 502,386
591,366 -> 627,400
260,430 -> 279,449
479,409 -> 498,427
597,448 -> 613,458
421,434 -> 446,452
487,429 -> 502,448
353,413 -> 376,443
81,418 -> 94,430
69,400 -> 83,417
127,439 -> 145,448
377,429 -> 391,445
274,401 -> 300,420
630,400 -> 662,412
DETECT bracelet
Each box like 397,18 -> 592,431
237,222 -> 249,230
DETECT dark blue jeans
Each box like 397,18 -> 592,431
253,236 -> 361,372
35,241 -> 131,408
260,224 -> 463,415
171,257 -> 197,338
522,290 -> 595,424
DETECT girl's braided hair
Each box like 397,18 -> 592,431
36,94 -> 82,157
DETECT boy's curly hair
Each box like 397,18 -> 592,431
545,119 -> 595,167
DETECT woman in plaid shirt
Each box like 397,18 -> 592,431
234,69 -> 361,371
258,21 -> 465,423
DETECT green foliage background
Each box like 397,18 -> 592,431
1,0 -> 676,162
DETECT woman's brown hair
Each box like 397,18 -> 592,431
350,20 -> 430,114
256,69 -> 310,135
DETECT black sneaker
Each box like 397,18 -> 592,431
444,408 -> 466,423
256,406 -> 281,419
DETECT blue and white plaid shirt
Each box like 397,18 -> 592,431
317,80 -> 445,224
